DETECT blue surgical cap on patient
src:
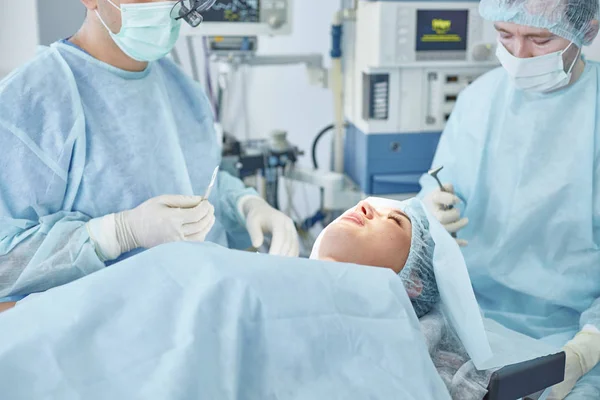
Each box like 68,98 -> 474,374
399,199 -> 439,319
479,0 -> 600,46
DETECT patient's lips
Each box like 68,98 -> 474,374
341,211 -> 365,226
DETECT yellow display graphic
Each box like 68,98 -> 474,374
432,18 -> 451,34
421,18 -> 462,43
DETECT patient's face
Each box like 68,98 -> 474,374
317,200 -> 412,273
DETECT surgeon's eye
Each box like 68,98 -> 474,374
532,38 -> 551,46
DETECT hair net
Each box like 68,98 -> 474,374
398,198 -> 440,318
479,0 -> 600,46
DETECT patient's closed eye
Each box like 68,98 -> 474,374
388,213 -> 404,227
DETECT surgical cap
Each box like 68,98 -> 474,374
479,0 -> 600,46
399,199 -> 439,318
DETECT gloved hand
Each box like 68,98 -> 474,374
547,326 -> 600,400
423,184 -> 469,246
238,195 -> 299,257
87,195 -> 215,261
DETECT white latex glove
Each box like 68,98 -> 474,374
547,326 -> 600,400
87,195 -> 215,261
238,195 -> 299,257
423,183 -> 469,246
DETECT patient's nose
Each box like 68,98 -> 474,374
357,201 -> 374,219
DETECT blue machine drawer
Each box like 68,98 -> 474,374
344,124 -> 442,194
372,173 -> 423,194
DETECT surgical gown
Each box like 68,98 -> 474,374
419,61 -> 600,398
0,41 -> 256,299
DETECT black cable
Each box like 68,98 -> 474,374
311,124 -> 335,169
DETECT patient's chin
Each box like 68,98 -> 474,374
317,223 -> 361,263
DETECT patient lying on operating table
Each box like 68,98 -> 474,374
310,198 -> 439,318
0,199 -> 439,319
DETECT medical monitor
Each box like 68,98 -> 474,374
355,1 -> 489,64
415,9 -> 469,53
180,0 -> 293,37
202,0 -> 261,23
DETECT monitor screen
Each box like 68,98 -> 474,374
201,0 -> 260,23
415,10 -> 469,52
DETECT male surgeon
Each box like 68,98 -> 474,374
420,0 -> 600,398
0,0 -> 299,301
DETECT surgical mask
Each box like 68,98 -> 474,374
96,0 -> 181,62
496,41 -> 581,93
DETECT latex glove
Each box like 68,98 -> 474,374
87,195 -> 215,261
423,183 -> 469,246
238,195 -> 299,257
547,326 -> 600,400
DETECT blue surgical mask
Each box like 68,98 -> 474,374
96,0 -> 181,62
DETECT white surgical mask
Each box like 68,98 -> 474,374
496,40 -> 581,93
96,0 -> 181,62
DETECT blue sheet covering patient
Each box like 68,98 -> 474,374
0,198 -> 559,399
0,244 -> 450,399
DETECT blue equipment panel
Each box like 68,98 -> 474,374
344,124 -> 441,195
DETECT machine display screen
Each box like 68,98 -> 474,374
201,0 -> 260,23
415,10 -> 469,52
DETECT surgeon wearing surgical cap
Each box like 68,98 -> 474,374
419,0 -> 600,398
0,0 -> 299,300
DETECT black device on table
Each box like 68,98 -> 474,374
485,352 -> 565,400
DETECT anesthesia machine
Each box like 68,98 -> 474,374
342,0 -> 498,196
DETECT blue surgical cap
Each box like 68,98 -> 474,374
399,199 -> 439,318
479,0 -> 600,46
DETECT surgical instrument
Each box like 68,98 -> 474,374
203,166 -> 219,201
428,166 -> 457,238
171,0 -> 217,28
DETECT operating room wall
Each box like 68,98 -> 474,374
0,0 -> 40,77
36,0 -> 86,46
0,0 -> 85,78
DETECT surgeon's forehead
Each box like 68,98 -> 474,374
495,22 -> 556,37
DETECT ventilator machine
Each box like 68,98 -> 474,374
343,0 -> 498,196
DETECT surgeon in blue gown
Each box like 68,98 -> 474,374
0,0 -> 299,301
419,0 -> 600,398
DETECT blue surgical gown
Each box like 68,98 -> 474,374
0,41 -> 256,299
419,61 -> 600,398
